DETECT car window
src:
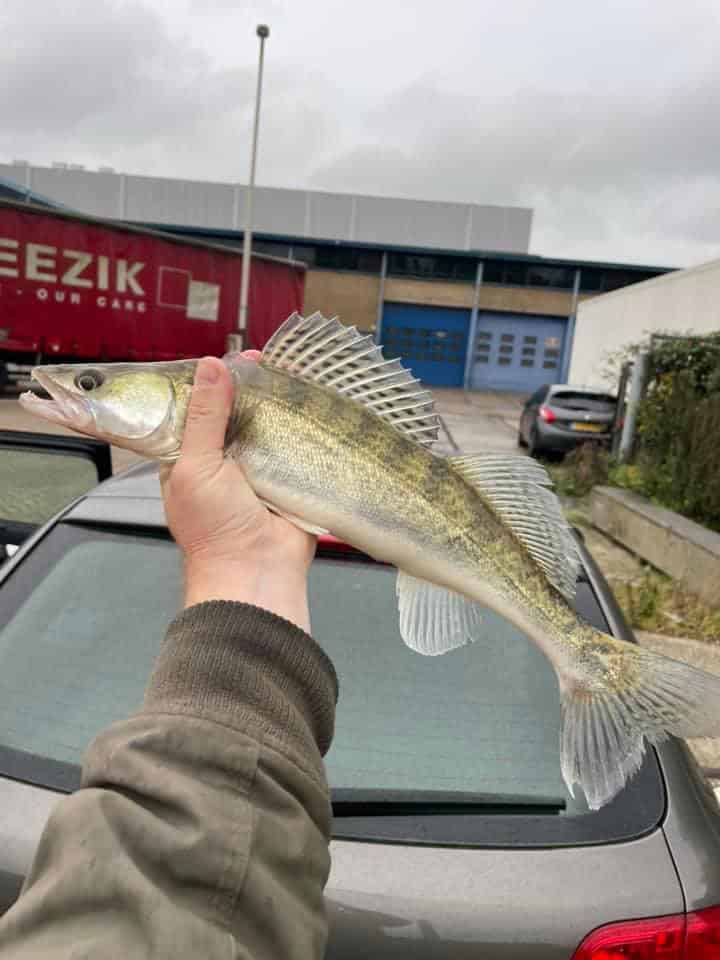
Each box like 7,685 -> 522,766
0,449 -> 99,527
0,522 -> 664,843
527,385 -> 548,406
0,524 -> 583,808
549,391 -> 616,413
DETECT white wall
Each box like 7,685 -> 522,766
569,258 -> 720,386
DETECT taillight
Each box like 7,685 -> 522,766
686,905 -> 720,957
539,404 -> 556,423
571,905 -> 720,959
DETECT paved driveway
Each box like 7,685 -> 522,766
432,388 -> 526,456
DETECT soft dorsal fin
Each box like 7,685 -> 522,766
261,312 -> 440,447
451,454 -> 581,600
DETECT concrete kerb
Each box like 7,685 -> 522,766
591,486 -> 720,608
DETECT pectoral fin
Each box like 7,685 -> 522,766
258,499 -> 329,536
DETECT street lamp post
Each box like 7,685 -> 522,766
235,23 -> 269,351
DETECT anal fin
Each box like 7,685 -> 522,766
396,571 -> 482,656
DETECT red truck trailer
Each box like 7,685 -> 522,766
0,198 -> 305,389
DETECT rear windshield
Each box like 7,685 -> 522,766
0,523 -> 663,842
550,391 -> 616,413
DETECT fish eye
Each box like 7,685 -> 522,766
74,370 -> 105,392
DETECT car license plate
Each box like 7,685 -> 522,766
572,422 -> 604,433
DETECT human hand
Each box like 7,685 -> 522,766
160,354 -> 316,631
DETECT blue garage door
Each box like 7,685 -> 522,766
470,312 -> 567,392
381,303 -> 470,387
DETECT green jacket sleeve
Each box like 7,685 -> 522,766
0,601 -> 339,959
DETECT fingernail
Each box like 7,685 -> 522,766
196,358 -> 220,385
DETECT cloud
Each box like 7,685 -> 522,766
308,78 -> 720,265
0,0 -> 254,150
0,0 -> 335,189
1,0 -> 719,267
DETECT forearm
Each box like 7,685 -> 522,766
0,603 -> 338,960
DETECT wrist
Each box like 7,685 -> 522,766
183,555 -> 311,633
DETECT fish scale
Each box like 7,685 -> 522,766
21,310 -> 720,811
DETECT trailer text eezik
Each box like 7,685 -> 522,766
0,198 -> 305,388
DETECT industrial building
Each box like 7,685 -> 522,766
569,257 -> 720,387
1,161 -> 673,391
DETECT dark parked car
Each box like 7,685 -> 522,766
519,384 -> 618,458
1,434 -> 720,956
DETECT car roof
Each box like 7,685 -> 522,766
65,461 -> 166,528
88,461 -> 162,499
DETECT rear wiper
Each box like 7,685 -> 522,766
332,788 -> 566,816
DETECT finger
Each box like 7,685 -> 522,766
181,357 -> 233,460
240,349 -> 262,361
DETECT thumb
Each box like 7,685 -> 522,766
181,356 -> 233,460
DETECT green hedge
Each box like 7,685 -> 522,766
632,334 -> 720,532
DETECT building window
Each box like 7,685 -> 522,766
293,244 -> 382,273
579,267 -> 661,293
526,265 -> 575,289
388,253 -> 476,283
252,240 -> 292,258
482,261 -> 574,289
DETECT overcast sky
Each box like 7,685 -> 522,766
2,0 -> 719,267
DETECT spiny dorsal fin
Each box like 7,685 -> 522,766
451,454 -> 581,601
261,312 -> 440,447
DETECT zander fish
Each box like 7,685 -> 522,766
20,312 -> 720,808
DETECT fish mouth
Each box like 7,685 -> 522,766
19,370 -> 95,432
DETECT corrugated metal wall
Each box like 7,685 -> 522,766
0,163 -> 533,254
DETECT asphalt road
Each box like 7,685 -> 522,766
431,388 -> 525,455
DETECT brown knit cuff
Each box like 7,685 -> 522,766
143,602 -> 338,761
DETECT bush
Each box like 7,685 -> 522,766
631,334 -> 720,532
545,443 -> 610,499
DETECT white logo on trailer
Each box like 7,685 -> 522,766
157,267 -> 220,322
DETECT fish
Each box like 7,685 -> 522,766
19,311 -> 720,809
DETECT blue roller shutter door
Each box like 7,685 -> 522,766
381,303 -> 470,387
471,312 -> 567,392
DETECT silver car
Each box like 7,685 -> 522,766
1,434 -> 720,956
519,384 -> 617,458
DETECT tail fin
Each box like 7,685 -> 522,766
559,636 -> 720,809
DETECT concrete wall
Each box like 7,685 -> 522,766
591,486 -> 720,607
383,277 -> 577,317
478,285 -> 575,317
303,271 -> 380,331
307,273 -> 579,334
384,277 -> 474,309
569,259 -> 719,386
0,162 -> 532,254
